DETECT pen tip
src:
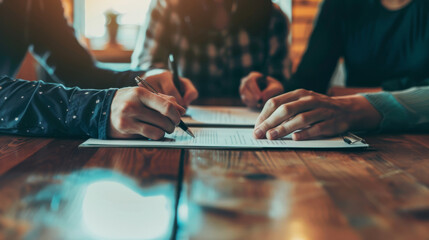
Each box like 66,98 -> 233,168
187,130 -> 195,138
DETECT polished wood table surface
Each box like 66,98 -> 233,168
1,132 -> 429,240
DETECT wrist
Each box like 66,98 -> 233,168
335,95 -> 382,132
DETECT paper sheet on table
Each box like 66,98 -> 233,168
183,106 -> 260,127
80,128 -> 368,149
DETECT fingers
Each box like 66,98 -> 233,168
254,99 -> 317,139
144,71 -> 186,106
240,72 -> 263,108
109,87 -> 184,139
247,76 -> 262,97
138,88 -> 184,125
110,117 -> 167,140
136,121 -> 168,140
292,119 -> 349,141
240,86 -> 259,108
181,77 -> 199,107
133,105 -> 177,134
161,77 -> 186,107
266,108 -> 332,140
158,94 -> 186,116
255,89 -> 316,127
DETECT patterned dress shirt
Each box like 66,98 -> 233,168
132,0 -> 291,97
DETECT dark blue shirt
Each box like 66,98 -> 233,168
0,76 -> 115,139
0,0 -> 144,138
289,0 -> 429,93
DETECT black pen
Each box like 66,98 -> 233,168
168,53 -> 183,95
135,76 -> 195,138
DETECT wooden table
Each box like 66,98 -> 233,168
1,132 -> 429,239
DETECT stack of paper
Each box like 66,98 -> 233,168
80,106 -> 368,149
183,106 -> 259,127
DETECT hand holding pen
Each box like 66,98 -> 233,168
136,57 -> 198,108
109,86 -> 187,140
167,53 -> 199,107
135,75 -> 196,138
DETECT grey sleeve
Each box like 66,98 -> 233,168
361,87 -> 429,132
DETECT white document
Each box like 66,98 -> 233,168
183,106 -> 260,127
80,128 -> 368,149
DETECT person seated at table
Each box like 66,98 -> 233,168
285,0 -> 429,94
253,87 -> 429,140
0,76 -> 184,139
0,0 -> 185,139
131,0 -> 291,108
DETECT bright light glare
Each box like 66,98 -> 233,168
82,181 -> 172,239
84,0 -> 152,37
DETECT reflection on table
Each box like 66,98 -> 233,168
1,119 -> 429,239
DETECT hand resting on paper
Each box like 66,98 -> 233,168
109,87 -> 186,140
253,89 -> 382,140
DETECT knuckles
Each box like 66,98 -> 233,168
294,89 -> 313,97
161,101 -> 175,116
297,114 -> 309,124
120,101 -> 135,114
279,104 -> 291,115
266,98 -> 280,109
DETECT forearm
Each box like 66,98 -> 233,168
0,76 -> 116,139
30,0 -> 143,89
361,87 -> 429,132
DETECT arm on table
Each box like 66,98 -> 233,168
254,87 -> 429,141
0,76 -> 184,139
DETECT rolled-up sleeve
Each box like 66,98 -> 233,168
0,75 -> 116,139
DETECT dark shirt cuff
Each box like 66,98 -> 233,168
360,92 -> 410,132
98,89 -> 116,139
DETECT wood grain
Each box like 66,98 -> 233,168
182,150 -> 360,240
0,135 -> 52,175
0,140 -> 182,239
295,139 -> 429,239
1,132 -> 429,239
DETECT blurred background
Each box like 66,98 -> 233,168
17,0 -> 324,83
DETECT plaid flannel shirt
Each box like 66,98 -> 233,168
132,0 -> 291,97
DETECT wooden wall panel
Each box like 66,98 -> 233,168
291,0 -> 323,71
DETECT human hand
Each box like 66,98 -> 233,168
109,87 -> 186,139
239,72 -> 284,108
142,69 -> 199,108
253,89 -> 381,140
